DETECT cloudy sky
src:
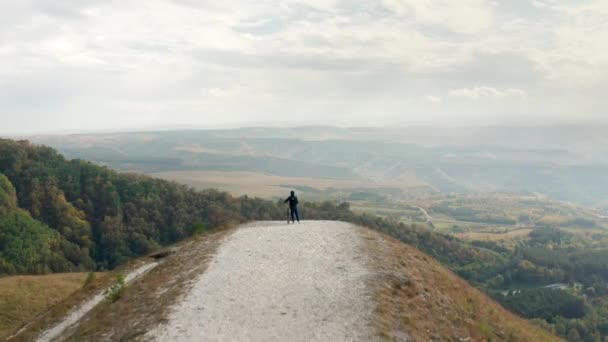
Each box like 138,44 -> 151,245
1,0 -> 607,134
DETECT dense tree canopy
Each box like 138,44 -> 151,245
0,173 -> 92,274
0,139 -> 284,272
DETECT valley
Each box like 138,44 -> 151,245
3,126 -> 608,341
31,125 -> 608,206
4,0 -> 608,339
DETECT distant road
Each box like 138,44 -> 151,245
148,221 -> 374,342
416,206 -> 432,222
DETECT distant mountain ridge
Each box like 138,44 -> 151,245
28,125 -> 608,205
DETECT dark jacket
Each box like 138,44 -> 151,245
284,195 -> 299,208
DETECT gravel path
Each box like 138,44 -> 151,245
147,221 -> 374,342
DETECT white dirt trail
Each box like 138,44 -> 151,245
34,262 -> 160,342
148,221 -> 375,342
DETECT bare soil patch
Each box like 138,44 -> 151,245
459,228 -> 533,241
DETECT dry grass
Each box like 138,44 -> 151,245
63,228 -> 232,341
151,171 -> 425,198
1,272 -> 109,341
362,228 -> 562,342
459,229 -> 533,241
175,144 -> 261,156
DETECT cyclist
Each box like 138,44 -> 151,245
284,190 -> 300,223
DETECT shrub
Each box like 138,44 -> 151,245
104,273 -> 126,302
192,223 -> 205,235
82,271 -> 96,288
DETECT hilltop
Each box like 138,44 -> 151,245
0,138 -> 283,276
11,222 -> 559,341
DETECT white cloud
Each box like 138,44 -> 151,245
449,86 -> 525,100
426,95 -> 442,103
0,0 -> 606,133
381,0 -> 494,34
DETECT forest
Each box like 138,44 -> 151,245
1,139 -> 607,341
0,139 -> 283,273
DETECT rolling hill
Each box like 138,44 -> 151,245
29,125 -> 608,206
9,222 -> 560,341
0,138 -> 603,340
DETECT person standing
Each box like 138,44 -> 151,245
284,190 -> 300,223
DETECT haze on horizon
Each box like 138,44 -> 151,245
1,0 -> 607,135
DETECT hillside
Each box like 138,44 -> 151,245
0,139 -> 283,275
11,222 -> 559,341
0,139 -> 603,340
364,224 -> 559,341
0,272 -> 105,339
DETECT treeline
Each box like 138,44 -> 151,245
0,139 -> 283,274
430,204 -> 517,225
500,287 -> 586,320
0,139 -> 498,276
298,201 -> 503,267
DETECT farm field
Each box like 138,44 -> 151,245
152,171 -> 608,238
151,170 -> 429,200
458,228 -> 534,241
